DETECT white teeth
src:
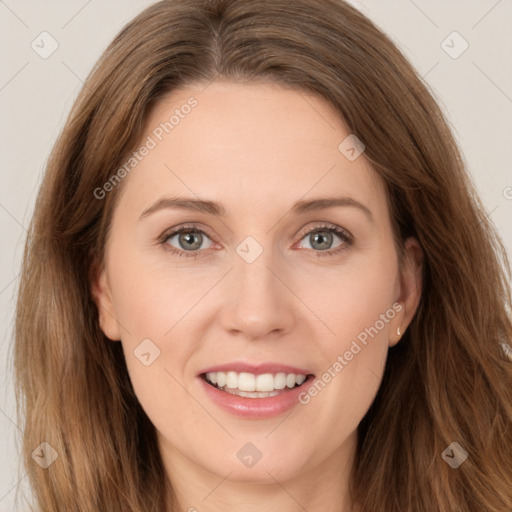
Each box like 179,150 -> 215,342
205,371 -> 309,393
255,373 -> 275,392
295,374 -> 306,386
286,374 -> 296,388
216,372 -> 226,388
226,371 -> 238,389
238,372 -> 256,391
274,373 -> 287,389
223,387 -> 281,398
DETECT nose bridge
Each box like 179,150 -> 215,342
235,247 -> 275,301
219,237 -> 295,339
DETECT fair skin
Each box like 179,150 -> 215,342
92,80 -> 422,512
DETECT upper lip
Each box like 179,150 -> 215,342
198,362 -> 314,376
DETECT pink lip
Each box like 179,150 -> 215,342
198,362 -> 312,376
198,376 -> 314,418
197,363 -> 315,419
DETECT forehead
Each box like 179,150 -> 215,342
115,80 -> 386,220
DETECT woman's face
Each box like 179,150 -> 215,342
93,81 -> 422,488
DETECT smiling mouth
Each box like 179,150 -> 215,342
201,371 -> 315,399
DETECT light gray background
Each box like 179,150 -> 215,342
1,1 -> 511,510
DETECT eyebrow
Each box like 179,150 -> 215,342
139,196 -> 373,223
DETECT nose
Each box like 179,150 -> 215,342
218,249 -> 296,341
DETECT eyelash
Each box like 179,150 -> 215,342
158,223 -> 354,259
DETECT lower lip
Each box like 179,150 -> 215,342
198,375 -> 314,419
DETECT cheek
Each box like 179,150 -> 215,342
297,245 -> 397,348
106,247 -> 220,392
108,250 -> 208,341
294,248 -> 396,426
108,261 -> 203,436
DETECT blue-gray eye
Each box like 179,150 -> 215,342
299,228 -> 344,251
166,229 -> 213,251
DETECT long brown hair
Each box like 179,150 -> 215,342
14,0 -> 512,510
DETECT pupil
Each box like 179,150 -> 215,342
180,231 -> 202,250
311,231 -> 332,250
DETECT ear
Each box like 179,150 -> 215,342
89,257 -> 122,341
389,237 -> 423,347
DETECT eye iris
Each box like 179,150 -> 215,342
179,231 -> 202,250
310,230 -> 333,250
